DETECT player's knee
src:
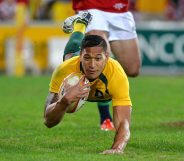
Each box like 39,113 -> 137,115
126,66 -> 140,77
63,53 -> 73,61
127,70 -> 139,77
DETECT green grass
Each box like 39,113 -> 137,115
0,75 -> 184,161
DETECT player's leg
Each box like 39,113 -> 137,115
110,38 -> 141,77
62,11 -> 92,60
98,102 -> 115,131
63,24 -> 85,60
108,11 -> 141,77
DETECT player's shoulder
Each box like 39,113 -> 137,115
53,56 -> 80,77
55,56 -> 80,71
103,58 -> 127,81
106,57 -> 125,74
61,56 -> 80,67
103,58 -> 128,90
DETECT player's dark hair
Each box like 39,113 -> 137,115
81,35 -> 107,51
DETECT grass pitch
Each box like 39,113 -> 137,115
0,75 -> 184,161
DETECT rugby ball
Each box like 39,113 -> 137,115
58,72 -> 89,113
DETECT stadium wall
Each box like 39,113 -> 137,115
137,21 -> 184,75
0,21 -> 184,75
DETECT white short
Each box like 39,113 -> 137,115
80,9 -> 137,41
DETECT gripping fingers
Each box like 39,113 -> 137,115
78,75 -> 86,84
78,93 -> 88,98
76,87 -> 89,99
81,83 -> 90,91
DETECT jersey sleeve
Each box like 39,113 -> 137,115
49,65 -> 66,93
108,66 -> 132,107
49,57 -> 80,93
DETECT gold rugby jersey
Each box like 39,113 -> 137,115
49,56 -> 132,107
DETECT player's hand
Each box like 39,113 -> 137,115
101,148 -> 123,155
63,75 -> 90,103
101,141 -> 127,155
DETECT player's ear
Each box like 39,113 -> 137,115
80,51 -> 83,61
80,49 -> 85,56
105,51 -> 109,58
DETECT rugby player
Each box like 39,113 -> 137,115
44,34 -> 132,154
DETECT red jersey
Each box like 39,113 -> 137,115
16,0 -> 29,5
72,0 -> 129,13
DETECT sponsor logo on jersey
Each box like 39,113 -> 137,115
113,3 -> 126,10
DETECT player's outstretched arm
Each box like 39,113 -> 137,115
44,92 -> 71,128
102,106 -> 131,154
44,76 -> 90,128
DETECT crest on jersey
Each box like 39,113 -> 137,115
95,89 -> 104,98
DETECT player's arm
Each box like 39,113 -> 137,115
44,76 -> 90,128
102,105 -> 131,154
44,92 -> 70,128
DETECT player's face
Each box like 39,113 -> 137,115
80,46 -> 108,80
